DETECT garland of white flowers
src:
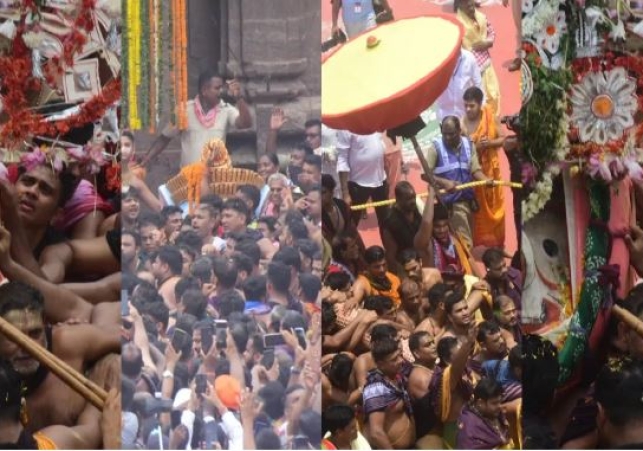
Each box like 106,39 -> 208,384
523,98 -> 571,222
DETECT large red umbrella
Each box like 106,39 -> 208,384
322,15 -> 464,136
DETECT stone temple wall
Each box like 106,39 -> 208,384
137,0 -> 321,192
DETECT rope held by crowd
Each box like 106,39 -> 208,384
350,180 -> 523,211
0,316 -> 107,409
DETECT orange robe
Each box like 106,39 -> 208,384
357,271 -> 402,307
467,106 -> 505,247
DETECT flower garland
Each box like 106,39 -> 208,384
181,162 -> 207,215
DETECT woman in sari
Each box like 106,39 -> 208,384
461,87 -> 505,248
455,0 -> 501,116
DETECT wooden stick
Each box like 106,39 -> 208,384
612,304 -> 643,338
0,316 -> 106,409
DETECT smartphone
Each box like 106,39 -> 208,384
200,324 -> 214,354
172,328 -> 190,352
263,333 -> 286,348
260,348 -> 275,369
195,374 -> 207,396
216,328 -> 227,350
121,290 -> 130,317
214,320 -> 228,329
294,327 -> 307,350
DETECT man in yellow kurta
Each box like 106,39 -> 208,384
455,0 -> 501,117
461,86 -> 506,248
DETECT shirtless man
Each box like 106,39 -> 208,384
398,278 -> 425,329
441,288 -> 473,343
0,360 -> 103,449
150,245 -> 183,311
0,224 -> 119,327
363,337 -> 416,449
493,295 -> 521,347
351,324 -> 398,391
415,283 -> 452,338
398,248 -> 442,294
0,281 -> 119,435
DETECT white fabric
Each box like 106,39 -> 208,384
221,411 -> 244,450
319,124 -> 342,198
336,131 -> 386,187
434,49 -> 483,121
180,409 -> 196,450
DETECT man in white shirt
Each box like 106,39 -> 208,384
434,48 -> 482,122
141,70 -> 253,167
336,130 -> 389,233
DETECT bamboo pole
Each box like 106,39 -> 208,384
350,180 -> 523,210
0,316 -> 107,409
612,304 -> 643,338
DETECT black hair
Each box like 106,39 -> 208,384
212,257 -> 238,289
230,252 -> 253,277
482,247 -> 506,269
180,289 -> 207,319
142,301 -> 170,331
190,258 -> 213,285
156,245 -> 183,275
394,181 -> 415,199
370,324 -> 397,343
322,404 -> 355,436
160,205 -> 183,221
0,281 -> 45,317
304,118 -> 322,129
322,301 -> 337,333
236,184 -> 261,211
521,334 -> 559,415
281,310 -> 307,332
437,336 -> 459,366
256,429 -> 281,450
399,248 -> 420,265
122,342 -> 144,379
371,337 -> 399,363
508,344 -> 521,370
243,275 -> 267,301
364,245 -> 386,265
267,261 -> 291,294
235,239 -> 261,266
321,173 -> 337,191
427,283 -> 451,311
260,153 -> 280,168
295,238 -> 320,260
273,246 -> 302,272
218,290 -> 246,319
174,230 -> 204,255
197,69 -> 223,93
363,295 -> 393,316
474,378 -> 503,400
328,354 -> 353,390
595,357 -> 643,426
139,212 -> 165,229
463,86 -> 484,104
200,194 -> 224,213
18,164 -> 79,208
324,271 -> 351,291
409,331 -> 431,354
258,381 -> 286,420
299,409 -> 322,448
122,229 -> 141,247
174,277 -> 201,301
443,286 -> 466,314
476,320 -> 501,343
222,198 -> 250,224
303,154 -> 322,172
299,273 -> 321,302
433,201 -> 450,222
229,322 -> 249,354
257,216 -> 277,233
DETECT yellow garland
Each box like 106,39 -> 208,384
128,0 -> 141,129
181,162 -> 207,215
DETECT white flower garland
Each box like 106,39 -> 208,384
523,100 -> 570,223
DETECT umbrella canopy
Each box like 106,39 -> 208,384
322,15 -> 463,135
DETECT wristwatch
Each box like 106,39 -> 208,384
162,370 -> 174,379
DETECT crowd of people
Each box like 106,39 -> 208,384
120,68 -> 324,449
321,2 -> 643,451
0,127 -> 122,448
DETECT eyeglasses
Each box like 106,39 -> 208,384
305,133 -> 320,138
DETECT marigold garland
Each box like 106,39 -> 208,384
181,162 -> 207,215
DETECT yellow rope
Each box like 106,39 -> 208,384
350,180 -> 523,211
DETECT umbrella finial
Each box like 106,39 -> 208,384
366,35 -> 381,49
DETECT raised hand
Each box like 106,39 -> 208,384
270,107 -> 287,131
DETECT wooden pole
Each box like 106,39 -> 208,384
612,304 -> 643,338
0,316 -> 106,409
